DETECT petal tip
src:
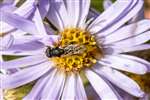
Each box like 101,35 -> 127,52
138,91 -> 145,98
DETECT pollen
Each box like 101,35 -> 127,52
50,28 -> 102,72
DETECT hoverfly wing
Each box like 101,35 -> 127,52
62,44 -> 86,56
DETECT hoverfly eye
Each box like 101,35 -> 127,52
45,47 -> 52,57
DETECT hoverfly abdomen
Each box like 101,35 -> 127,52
46,44 -> 86,58
45,47 -> 64,58
63,44 -> 86,56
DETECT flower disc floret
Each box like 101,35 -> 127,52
50,28 -> 102,72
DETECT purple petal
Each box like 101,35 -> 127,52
118,54 -> 150,72
12,35 -> 43,45
1,61 -> 52,89
2,0 -> 15,4
62,73 -> 76,99
105,44 -> 150,54
39,35 -> 60,47
1,37 -> 45,56
111,31 -> 150,48
98,55 -> 147,74
62,0 -> 80,27
88,0 -> 133,34
77,0 -> 91,28
103,0 -> 113,10
10,29 -> 27,37
0,3 -> 16,12
89,0 -> 143,36
13,0 -> 36,17
99,0 -> 144,36
23,72 -> 53,100
1,0 -> 36,33
1,11 -> 38,34
102,20 -> 150,45
32,8 -> 47,35
47,0 -> 68,31
85,69 -> 118,100
41,70 -> 65,100
99,76 -> 123,100
88,8 -> 100,19
38,0 -> 50,19
1,55 -> 48,69
1,47 -> 46,56
93,67 -> 144,97
122,44 -> 150,52
8,42 -> 44,54
128,5 -> 144,24
44,23 -> 55,35
1,35 -> 45,55
76,74 -> 87,100
0,34 -> 14,50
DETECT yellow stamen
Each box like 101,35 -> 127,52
49,28 -> 103,72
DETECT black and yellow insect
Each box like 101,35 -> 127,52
45,44 -> 86,58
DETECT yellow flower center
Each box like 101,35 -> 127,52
49,28 -> 102,72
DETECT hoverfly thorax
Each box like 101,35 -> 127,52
45,47 -> 64,57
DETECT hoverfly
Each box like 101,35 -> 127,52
45,44 -> 86,58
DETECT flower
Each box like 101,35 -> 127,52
0,0 -> 41,99
0,0 -> 50,51
0,0 -> 38,51
1,0 -> 150,100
